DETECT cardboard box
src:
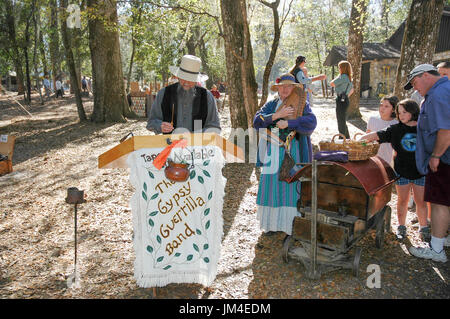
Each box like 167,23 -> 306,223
0,135 -> 16,176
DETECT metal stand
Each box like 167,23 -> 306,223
65,187 -> 85,288
307,159 -> 320,279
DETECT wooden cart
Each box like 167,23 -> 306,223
282,157 -> 397,279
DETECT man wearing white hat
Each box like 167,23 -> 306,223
147,55 -> 220,134
403,64 -> 450,263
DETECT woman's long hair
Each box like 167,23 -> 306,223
289,55 -> 306,75
338,60 -> 353,82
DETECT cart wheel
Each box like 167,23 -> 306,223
376,219 -> 385,249
353,247 -> 362,277
282,235 -> 293,263
384,206 -> 392,233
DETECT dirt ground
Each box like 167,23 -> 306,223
0,92 -> 448,299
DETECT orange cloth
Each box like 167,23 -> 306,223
153,138 -> 188,170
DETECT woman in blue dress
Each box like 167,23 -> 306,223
253,73 -> 317,237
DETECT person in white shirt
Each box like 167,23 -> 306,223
366,95 -> 399,165
55,79 -> 63,98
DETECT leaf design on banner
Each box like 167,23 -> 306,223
189,170 -> 196,180
203,257 -> 210,263
174,252 -> 181,257
203,170 -> 211,178
205,220 -> 211,230
208,191 -> 213,200
204,208 -> 210,216
157,256 -> 164,262
146,245 -> 153,253
148,171 -> 154,179
143,182 -> 147,192
193,244 -> 199,252
187,254 -> 193,261
203,244 -> 209,250
150,193 -> 159,200
198,176 -> 204,184
142,191 -> 147,201
203,160 -> 210,166
149,211 -> 158,216
148,219 -> 154,227
196,229 -> 202,235
163,265 -> 171,270
157,235 -> 162,243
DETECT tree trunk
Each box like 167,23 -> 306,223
24,1 -> 36,104
5,0 -> 25,95
61,0 -> 87,122
258,0 -> 281,107
49,1 -> 61,89
346,0 -> 368,119
221,0 -> 258,129
127,2 -> 142,93
33,7 -> 44,105
393,0 -> 444,100
39,31 -> 49,77
87,0 -> 137,122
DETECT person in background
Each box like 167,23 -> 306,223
43,75 -> 51,99
210,84 -> 222,111
81,76 -> 88,93
437,61 -> 450,78
210,84 -> 220,99
289,55 -> 326,107
253,73 -> 316,239
366,95 -> 399,165
55,78 -> 63,98
330,60 -> 354,139
403,64 -> 450,263
359,99 -> 429,242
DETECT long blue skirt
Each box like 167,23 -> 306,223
256,135 -> 309,235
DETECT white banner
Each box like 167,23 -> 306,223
127,145 -> 226,287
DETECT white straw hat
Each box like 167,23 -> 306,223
169,55 -> 209,83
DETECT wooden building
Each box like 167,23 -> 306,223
323,6 -> 450,98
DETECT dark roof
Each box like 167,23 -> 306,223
323,43 -> 400,66
387,6 -> 450,53
324,6 -> 450,67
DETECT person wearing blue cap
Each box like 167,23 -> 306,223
404,64 -> 450,263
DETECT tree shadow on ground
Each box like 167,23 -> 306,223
221,162 -> 255,237
348,117 -> 368,132
0,118 -> 114,165
247,225 -> 449,299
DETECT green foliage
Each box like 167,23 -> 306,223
250,0 -> 410,85
0,0 -> 410,97
118,0 -> 225,87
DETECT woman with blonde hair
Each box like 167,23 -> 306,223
330,60 -> 354,138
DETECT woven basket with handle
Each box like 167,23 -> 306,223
319,133 -> 379,161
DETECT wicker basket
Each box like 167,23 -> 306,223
319,133 -> 379,161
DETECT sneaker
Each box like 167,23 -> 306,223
419,226 -> 431,243
445,235 -> 450,247
396,225 -> 407,240
409,246 -> 448,263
